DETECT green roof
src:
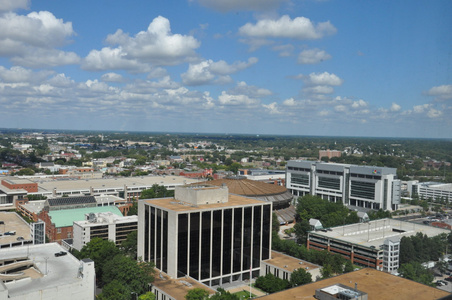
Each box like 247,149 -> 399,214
48,206 -> 123,227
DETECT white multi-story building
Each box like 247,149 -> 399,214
286,161 -> 401,211
73,212 -> 138,251
138,185 -> 272,287
407,181 -> 452,202
0,243 -> 95,300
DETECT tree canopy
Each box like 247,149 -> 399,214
185,288 -> 209,300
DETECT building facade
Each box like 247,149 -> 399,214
286,161 -> 401,211
138,185 -> 272,287
407,181 -> 452,202
73,212 -> 138,251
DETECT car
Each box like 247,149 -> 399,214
4,231 -> 16,236
423,220 -> 430,224
16,236 -> 24,241
54,251 -> 67,257
445,276 -> 452,282
436,281 -> 445,286
0,221 -> 4,225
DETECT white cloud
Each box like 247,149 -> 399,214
83,47 -> 151,73
0,10 -> 77,67
181,58 -> 257,86
426,84 -> 452,100
228,81 -> 272,98
101,73 -> 125,83
427,108 -> 443,118
239,15 -> 336,40
413,104 -> 431,113
298,48 -> 331,64
11,48 -> 80,68
351,99 -> 368,108
263,102 -> 281,114
218,91 -> 259,106
195,0 -> 286,12
0,66 -> 51,83
390,102 -> 401,112
303,72 -> 343,86
84,16 -> 200,72
0,0 -> 29,12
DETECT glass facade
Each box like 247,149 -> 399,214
177,213 -> 188,277
145,202 -> 271,286
318,176 -> 341,190
350,180 -> 375,200
291,173 -> 309,186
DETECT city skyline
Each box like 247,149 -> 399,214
0,0 -> 451,138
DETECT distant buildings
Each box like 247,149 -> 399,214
286,161 -> 401,211
0,243 -> 95,300
318,149 -> 341,161
138,185 -> 272,287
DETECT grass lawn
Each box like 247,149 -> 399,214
234,290 -> 256,299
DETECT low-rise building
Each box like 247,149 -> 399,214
0,243 -> 95,300
256,268 -> 450,300
261,251 -> 322,282
307,218 -> 449,273
73,212 -> 138,251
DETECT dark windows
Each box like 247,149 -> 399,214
223,209 -> 233,275
201,211 -> 211,280
189,212 -> 200,279
177,213 -> 188,277
350,181 -> 375,200
233,207 -> 242,273
212,210 -> 222,277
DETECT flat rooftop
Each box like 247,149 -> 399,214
1,243 -> 86,298
256,268 -> 450,300
152,272 -> 215,299
0,212 -> 32,244
419,182 -> 452,192
48,206 -> 123,227
29,175 -> 200,193
144,194 -> 267,212
1,177 -> 35,185
263,251 -> 321,273
310,218 -> 450,248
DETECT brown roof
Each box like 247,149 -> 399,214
195,177 -> 287,196
144,194 -> 266,212
263,251 -> 321,273
256,268 -> 450,300
152,272 -> 215,299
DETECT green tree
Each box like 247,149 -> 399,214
121,230 -> 138,259
399,262 -> 434,286
138,292 -> 156,300
97,279 -> 131,300
343,260 -> 354,273
293,219 -> 311,244
102,255 -> 155,296
140,184 -> 174,199
210,288 -> 239,300
17,168 -> 35,175
185,288 -> 209,300
254,273 -> 290,293
320,264 -> 333,279
76,237 -> 120,284
272,212 -> 280,234
289,268 -> 312,287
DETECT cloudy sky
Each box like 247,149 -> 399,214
0,0 -> 451,138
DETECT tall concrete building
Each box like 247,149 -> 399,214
286,161 -> 401,211
138,185 -> 272,287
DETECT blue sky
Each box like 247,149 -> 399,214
0,0 -> 451,138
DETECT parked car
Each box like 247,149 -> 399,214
445,276 -> 452,282
16,236 -> 24,241
4,231 -> 16,236
54,251 -> 67,257
0,221 -> 4,225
